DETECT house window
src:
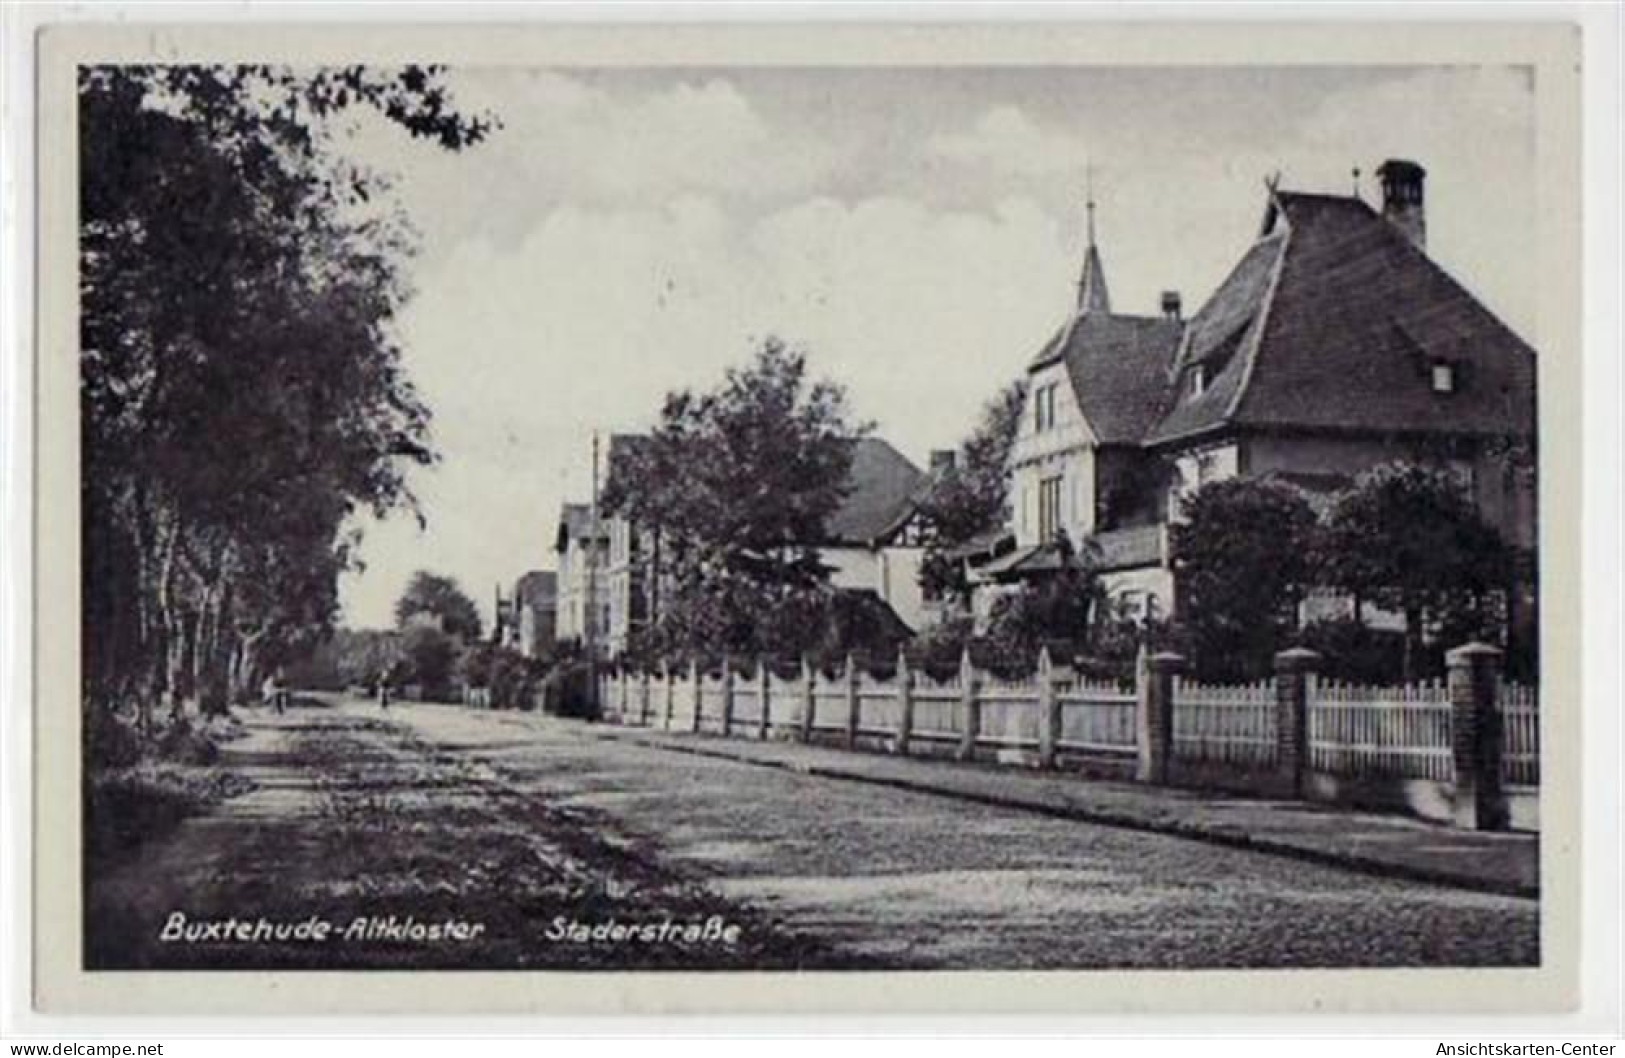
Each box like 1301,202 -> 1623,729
1034,383 -> 1059,432
1431,361 -> 1456,393
1188,365 -> 1208,399
1195,451 -> 1219,487
1038,475 -> 1063,543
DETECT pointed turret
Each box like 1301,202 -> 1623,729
1076,170 -> 1111,315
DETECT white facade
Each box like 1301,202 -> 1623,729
1009,360 -> 1099,549
555,533 -> 609,647
1166,442 -> 1241,521
820,544 -> 929,633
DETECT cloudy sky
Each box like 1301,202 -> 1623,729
334,64 -> 1536,630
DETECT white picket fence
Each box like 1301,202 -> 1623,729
1058,678 -> 1139,754
600,656 -> 1541,793
600,656 -> 1137,761
1172,677 -> 1277,767
1308,679 -> 1454,782
1499,681 -> 1540,787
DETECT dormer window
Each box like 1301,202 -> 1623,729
1188,364 -> 1208,399
1431,361 -> 1456,394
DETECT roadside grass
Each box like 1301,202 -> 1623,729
84,710 -> 257,871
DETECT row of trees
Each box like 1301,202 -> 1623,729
81,66 -> 491,731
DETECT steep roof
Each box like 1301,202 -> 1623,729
1147,191 -> 1536,445
1029,311 -> 1185,444
824,437 -> 926,546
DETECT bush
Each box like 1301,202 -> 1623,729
85,707 -> 145,770
1297,618 -> 1409,684
540,660 -> 598,719
156,715 -> 222,765
401,624 -> 458,699
86,764 -> 253,865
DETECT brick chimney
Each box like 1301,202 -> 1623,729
1160,291 -> 1182,322
929,449 -> 957,475
1376,159 -> 1426,251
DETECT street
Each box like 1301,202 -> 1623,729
86,696 -> 1540,971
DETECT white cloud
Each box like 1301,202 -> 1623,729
929,105 -> 1092,176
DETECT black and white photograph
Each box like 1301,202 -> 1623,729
21,17 -> 1599,1020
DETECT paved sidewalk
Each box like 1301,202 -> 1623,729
584,722 -> 1540,899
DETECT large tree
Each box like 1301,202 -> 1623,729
1319,462 -> 1511,678
80,66 -> 491,724
602,339 -> 870,657
1170,476 -> 1320,681
394,571 -> 483,641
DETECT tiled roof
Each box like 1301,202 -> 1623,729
1029,312 -> 1185,444
825,437 -> 927,546
1147,191 -> 1536,445
975,526 -> 1162,580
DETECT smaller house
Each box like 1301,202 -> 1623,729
553,503 -> 610,649
816,437 -> 935,634
496,571 -> 558,659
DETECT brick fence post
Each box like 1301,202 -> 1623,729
1037,647 -> 1060,770
799,656 -> 816,742
758,659 -> 772,740
895,649 -> 914,756
689,659 -> 702,734
662,661 -> 675,730
1448,642 -> 1507,831
1137,651 -> 1184,783
844,654 -> 860,749
957,649 -> 980,762
1274,647 -> 1321,798
720,657 -> 735,737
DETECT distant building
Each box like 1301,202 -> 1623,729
553,503 -> 610,648
979,159 -> 1537,625
602,434 -> 659,658
815,437 -> 934,634
495,571 -> 558,659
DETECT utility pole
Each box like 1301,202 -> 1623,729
586,431 -> 601,708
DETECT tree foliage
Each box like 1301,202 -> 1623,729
916,378 -> 1026,603
393,571 -> 483,640
1319,462 -> 1512,677
80,65 -> 492,724
602,339 -> 871,657
1170,476 -> 1320,681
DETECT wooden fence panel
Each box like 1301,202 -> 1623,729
911,677 -> 963,741
1058,680 -> 1137,753
697,675 -> 727,734
977,674 -> 1040,748
1308,679 -> 1453,781
1173,678 -> 1276,766
1500,681 -> 1540,787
